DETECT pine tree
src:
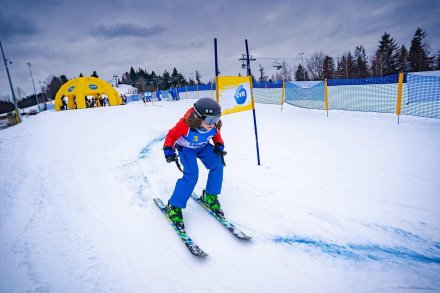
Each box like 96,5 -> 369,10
258,64 -> 268,82
162,70 -> 171,89
322,56 -> 336,79
129,67 -> 136,84
60,75 -> 69,84
151,71 -> 159,89
408,27 -> 433,72
397,45 -> 410,72
435,50 -> 440,70
371,32 -> 399,76
295,64 -> 309,81
121,72 -> 129,84
336,53 -> 355,79
171,67 -> 179,86
195,70 -> 203,85
354,45 -> 369,78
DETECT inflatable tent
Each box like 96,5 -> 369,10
54,77 -> 122,111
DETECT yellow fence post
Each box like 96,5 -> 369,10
281,81 -> 285,112
396,72 -> 404,124
324,79 -> 329,117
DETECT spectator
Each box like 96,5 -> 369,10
61,95 -> 68,110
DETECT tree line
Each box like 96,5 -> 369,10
264,27 -> 439,82
120,67 -> 206,94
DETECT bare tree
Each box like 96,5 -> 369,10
306,51 -> 325,80
15,87 -> 26,101
280,61 -> 293,81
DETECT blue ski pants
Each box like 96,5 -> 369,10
169,144 -> 223,208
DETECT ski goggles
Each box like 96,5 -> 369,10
203,115 -> 221,126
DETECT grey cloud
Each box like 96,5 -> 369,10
90,23 -> 165,39
0,11 -> 39,41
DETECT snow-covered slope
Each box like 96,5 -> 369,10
1,100 -> 439,292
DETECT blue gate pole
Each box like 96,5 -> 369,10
245,39 -> 261,166
214,38 -> 220,104
214,38 -> 219,77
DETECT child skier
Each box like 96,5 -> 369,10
163,97 -> 226,231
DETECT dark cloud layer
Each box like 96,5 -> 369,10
0,0 -> 439,98
90,23 -> 165,39
0,11 -> 39,41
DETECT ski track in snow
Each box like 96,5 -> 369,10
117,133 -> 166,206
273,234 -> 440,264
136,134 -> 440,266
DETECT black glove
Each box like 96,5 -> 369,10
163,147 -> 176,163
213,143 -> 226,156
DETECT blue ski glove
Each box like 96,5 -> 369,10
163,147 -> 176,163
213,143 -> 226,156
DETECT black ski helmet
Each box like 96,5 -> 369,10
193,97 -> 221,117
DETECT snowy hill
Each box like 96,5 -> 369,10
1,100 -> 439,292
115,84 -> 138,95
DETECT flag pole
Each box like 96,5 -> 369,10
245,39 -> 261,165
214,38 -> 219,102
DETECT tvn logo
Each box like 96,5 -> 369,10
89,84 -> 98,90
234,85 -> 247,105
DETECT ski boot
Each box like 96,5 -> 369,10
165,203 -> 185,232
201,190 -> 224,218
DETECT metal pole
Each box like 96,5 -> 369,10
39,81 -> 47,110
27,62 -> 41,112
214,38 -> 219,103
214,38 -> 219,76
299,52 -> 305,80
245,39 -> 261,166
0,40 -> 22,123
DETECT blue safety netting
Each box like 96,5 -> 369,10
284,81 -> 325,109
252,81 -> 283,88
185,85 -> 198,92
407,73 -> 440,103
160,90 -> 169,99
197,84 -> 216,91
402,71 -> 440,118
157,72 -> 440,119
127,94 -> 140,102
327,75 -> 400,113
328,74 -> 402,86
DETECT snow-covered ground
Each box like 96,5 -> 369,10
1,99 -> 439,292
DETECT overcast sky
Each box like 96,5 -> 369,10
0,0 -> 439,99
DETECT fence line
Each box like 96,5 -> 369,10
129,71 -> 440,120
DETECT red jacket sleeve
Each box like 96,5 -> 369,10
163,118 -> 189,149
212,129 -> 224,145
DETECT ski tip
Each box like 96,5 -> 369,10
187,245 -> 208,257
